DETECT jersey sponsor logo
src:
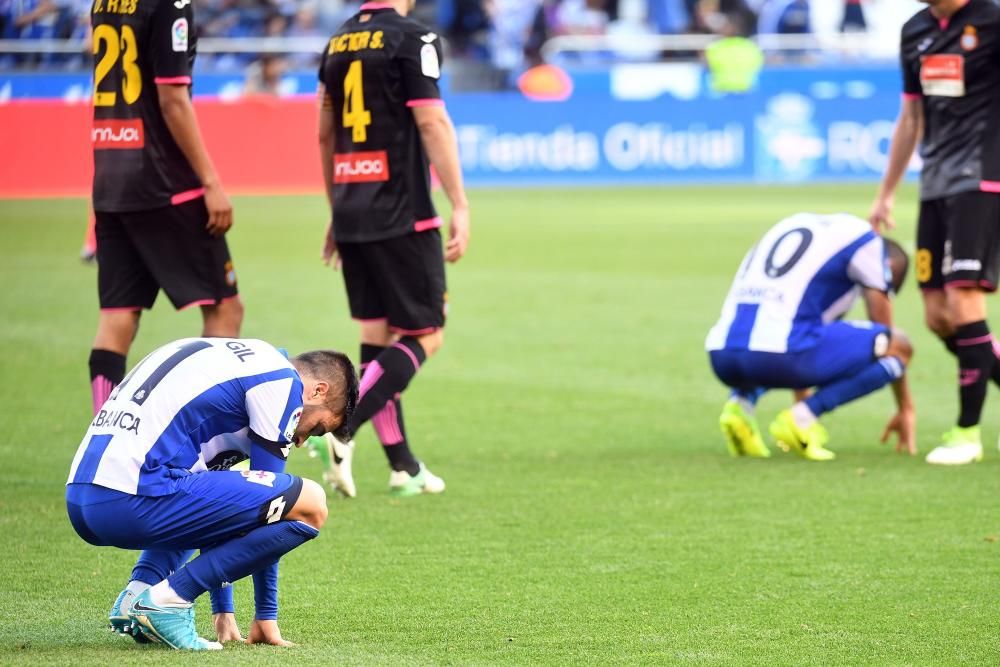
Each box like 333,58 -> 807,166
873,332 -> 889,357
261,494 -> 288,524
950,259 -> 982,273
206,450 -> 247,471
284,407 -> 302,443
172,17 -> 188,52
920,54 -> 964,97
91,408 -> 141,435
92,119 -> 144,149
960,25 -> 978,52
420,43 -> 440,79
333,151 -> 390,183
242,470 -> 276,487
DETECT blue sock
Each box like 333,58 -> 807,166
210,584 -> 235,615
805,356 -> 904,417
253,564 -> 279,620
131,550 -> 193,586
166,521 -> 319,603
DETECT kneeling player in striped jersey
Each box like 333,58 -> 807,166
706,213 -> 914,461
66,338 -> 357,650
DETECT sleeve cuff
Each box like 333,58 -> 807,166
154,76 -> 192,85
406,99 -> 445,108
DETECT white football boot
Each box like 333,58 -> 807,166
925,427 -> 983,466
308,434 -> 357,498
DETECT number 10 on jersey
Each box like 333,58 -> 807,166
343,60 -> 371,143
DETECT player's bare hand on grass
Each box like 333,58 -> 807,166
881,408 -> 916,455
246,619 -> 295,647
321,222 -> 341,270
446,207 -> 470,263
213,612 -> 243,643
868,196 -> 895,234
204,182 -> 234,237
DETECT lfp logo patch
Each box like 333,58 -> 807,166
172,18 -> 188,52
284,407 -> 302,443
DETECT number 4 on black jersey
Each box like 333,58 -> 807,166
318,3 -> 445,243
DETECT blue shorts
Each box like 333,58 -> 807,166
709,321 -> 890,391
66,470 -> 303,550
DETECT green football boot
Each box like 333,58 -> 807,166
925,426 -> 983,465
127,590 -> 222,651
719,400 -> 770,458
769,409 -> 835,461
388,463 -> 445,498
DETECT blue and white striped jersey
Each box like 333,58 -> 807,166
706,213 -> 889,354
68,338 -> 304,496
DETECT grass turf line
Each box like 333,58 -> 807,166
0,185 -> 998,665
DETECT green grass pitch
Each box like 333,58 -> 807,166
1,184 -> 999,665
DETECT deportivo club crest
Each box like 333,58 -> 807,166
961,25 -> 978,52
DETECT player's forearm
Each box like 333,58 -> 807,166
159,89 -> 222,189
891,376 -> 914,412
319,137 -> 336,214
417,115 -> 468,210
876,106 -> 922,200
252,564 -> 280,621
248,440 -> 288,620
864,290 -> 893,328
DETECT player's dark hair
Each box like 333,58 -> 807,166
884,238 -> 909,295
293,350 -> 359,440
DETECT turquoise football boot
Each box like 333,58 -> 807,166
109,587 -> 151,643
127,590 -> 222,650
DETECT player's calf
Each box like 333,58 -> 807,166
415,329 -> 444,358
201,297 -> 244,338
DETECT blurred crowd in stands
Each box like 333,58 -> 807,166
0,0 -> 875,76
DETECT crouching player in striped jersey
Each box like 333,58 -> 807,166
706,213 -> 915,461
66,338 -> 357,650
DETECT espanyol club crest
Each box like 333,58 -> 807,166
284,407 -> 302,442
961,25 -> 978,51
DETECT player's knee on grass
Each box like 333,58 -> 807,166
884,329 -> 913,366
286,478 -> 328,530
416,329 -> 444,358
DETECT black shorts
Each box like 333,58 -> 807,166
96,198 -> 239,311
338,230 -> 446,335
916,191 -> 1000,292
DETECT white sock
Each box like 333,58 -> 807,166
148,580 -> 192,608
125,580 -> 150,597
791,402 -> 817,429
731,396 -> 755,415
